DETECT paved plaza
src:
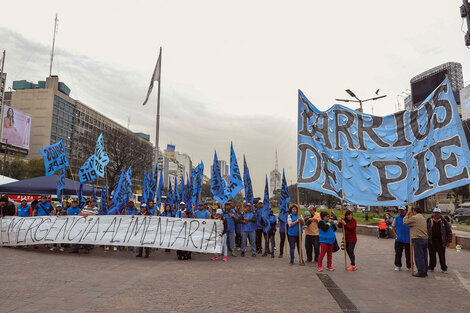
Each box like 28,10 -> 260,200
1,233 -> 469,313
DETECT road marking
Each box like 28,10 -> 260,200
454,270 -> 470,295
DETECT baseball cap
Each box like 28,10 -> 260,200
245,202 -> 252,206
40,195 -> 47,199
216,209 -> 223,214
141,203 -> 147,208
398,206 -> 407,210
56,202 -> 62,207
433,208 -> 442,213
198,202 -> 204,206
304,211 -> 310,216
21,198 -> 27,202
180,201 -> 185,205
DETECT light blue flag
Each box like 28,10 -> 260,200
180,175 -> 185,203
261,175 -> 271,233
79,155 -> 98,184
156,170 -> 164,210
78,183 -> 86,209
125,167 -> 133,199
93,133 -> 110,178
297,77 -> 470,206
107,168 -> 125,215
243,155 -> 254,205
39,140 -> 69,176
211,151 -> 225,204
279,169 -> 290,224
56,169 -> 65,202
148,163 -> 158,203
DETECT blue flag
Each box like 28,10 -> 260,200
243,155 -> 254,205
56,169 -> 65,202
156,170 -> 164,210
78,183 -> 86,209
99,183 -> 108,215
218,143 -> 244,204
211,151 -> 226,204
107,168 -> 130,215
165,179 -> 174,213
279,169 -> 290,224
298,78 -> 470,206
192,162 -> 204,209
261,175 -> 271,233
148,163 -> 158,203
93,133 -> 110,178
174,177 -> 180,207
39,140 -> 69,176
79,155 -> 98,184
142,169 -> 149,204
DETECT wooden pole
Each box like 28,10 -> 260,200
341,198 -> 347,270
296,188 -> 304,265
68,166 -> 79,196
284,223 -> 287,256
408,204 -> 414,276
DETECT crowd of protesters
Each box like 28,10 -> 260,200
0,195 -> 454,277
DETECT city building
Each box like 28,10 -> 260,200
162,145 -> 192,188
210,159 -> 229,177
5,76 -> 154,189
269,151 -> 281,196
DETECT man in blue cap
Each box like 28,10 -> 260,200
195,202 -> 210,219
427,208 -> 452,274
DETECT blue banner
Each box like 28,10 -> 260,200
243,156 -> 254,205
56,169 -> 65,202
211,151 -> 226,204
78,155 -> 98,184
39,140 -> 69,176
297,78 -> 470,206
279,169 -> 290,224
93,133 -> 110,178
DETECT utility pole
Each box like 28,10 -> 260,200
0,50 -> 6,155
335,89 -> 386,113
49,13 -> 58,77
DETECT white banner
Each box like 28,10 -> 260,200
0,216 -> 223,253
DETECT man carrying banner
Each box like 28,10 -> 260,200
240,203 -> 257,257
67,199 -> 80,216
33,196 -> 53,217
136,204 -> 152,258
147,200 -> 156,215
404,207 -> 428,277
176,202 -> 187,218
70,199 -> 99,254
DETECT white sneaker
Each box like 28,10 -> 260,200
442,270 -> 448,274
105,246 -> 109,251
49,247 -> 57,252
394,266 -> 401,271
59,247 -> 64,252
113,247 -> 117,251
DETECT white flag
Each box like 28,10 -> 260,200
142,48 -> 161,106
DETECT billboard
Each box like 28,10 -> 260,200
1,105 -> 31,150
166,144 -> 176,159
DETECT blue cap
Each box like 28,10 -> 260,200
433,208 -> 442,213
198,202 -> 204,206
304,211 -> 309,216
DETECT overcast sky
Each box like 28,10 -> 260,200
1,0 -> 469,196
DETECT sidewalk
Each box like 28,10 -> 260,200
0,233 -> 469,313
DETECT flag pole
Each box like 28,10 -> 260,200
341,197 -> 347,270
296,187 -> 304,265
408,203 -> 414,276
155,47 -> 162,169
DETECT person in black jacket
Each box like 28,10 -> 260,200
427,208 -> 452,273
136,204 -> 152,258
0,195 -> 15,217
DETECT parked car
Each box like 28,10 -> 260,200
453,213 -> 470,223
452,208 -> 470,218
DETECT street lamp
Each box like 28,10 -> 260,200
335,89 -> 387,113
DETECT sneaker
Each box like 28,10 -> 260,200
210,256 -> 218,261
317,266 -> 323,272
113,247 -> 117,251
241,252 -> 245,257
346,265 -> 353,271
144,255 -> 149,258
49,247 -> 57,252
44,244 -> 49,248
327,267 -> 335,271
289,260 -> 294,265
394,266 -> 401,271
351,266 -> 357,271
278,254 -> 283,258
271,254 -> 275,258
231,252 -> 237,257
105,247 -> 109,251
252,253 -> 256,257
406,268 -> 411,271
442,270 -> 448,274
429,268 -> 434,272
222,256 -> 228,262
59,247 -> 64,252
136,254 -> 143,257
306,260 -> 312,263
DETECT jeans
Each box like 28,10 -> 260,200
217,233 -> 228,257
413,238 -> 428,275
346,242 -> 356,266
227,231 -> 236,251
394,241 -> 411,268
305,235 -> 320,262
279,231 -> 286,255
263,232 -> 275,255
288,235 -> 300,261
256,229 -> 263,253
318,243 -> 333,268
241,231 -> 256,254
429,242 -> 447,271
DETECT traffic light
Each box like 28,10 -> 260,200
461,0 -> 470,46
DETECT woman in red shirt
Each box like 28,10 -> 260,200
339,210 -> 357,271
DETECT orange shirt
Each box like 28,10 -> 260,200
305,212 -> 321,236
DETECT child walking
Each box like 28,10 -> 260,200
211,209 -> 228,261
339,210 -> 358,271
318,211 -> 337,272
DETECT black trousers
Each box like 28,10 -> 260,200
429,242 -> 447,271
288,235 -> 301,261
138,247 -> 151,256
256,229 -> 263,252
305,235 -> 320,262
279,231 -> 286,255
346,242 -> 356,266
263,232 -> 275,255
394,241 -> 411,268
235,232 -> 242,248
